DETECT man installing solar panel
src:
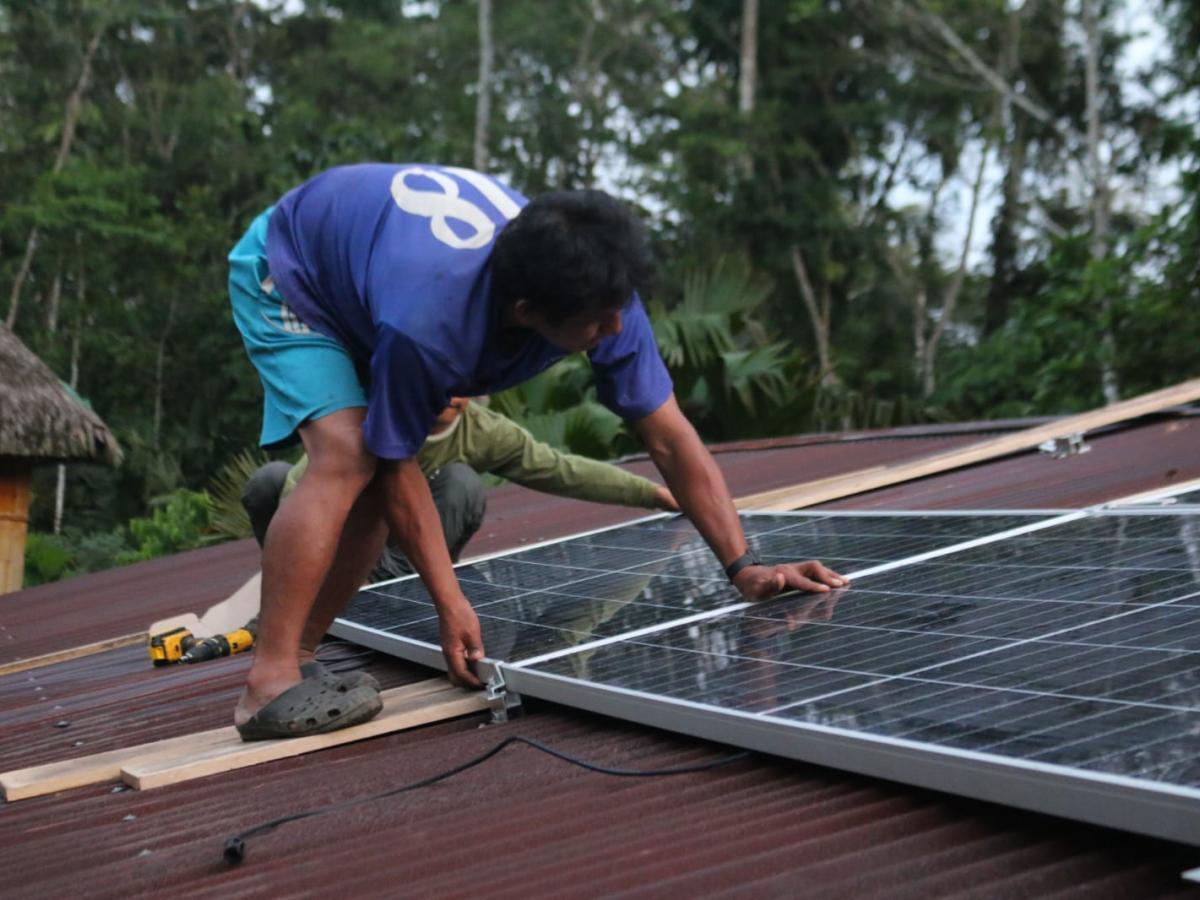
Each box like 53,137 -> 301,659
228,163 -> 847,740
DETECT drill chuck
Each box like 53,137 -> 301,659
179,628 -> 254,664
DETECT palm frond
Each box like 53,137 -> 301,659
206,447 -> 270,540
562,401 -> 625,459
652,310 -> 734,368
654,254 -> 776,372
681,254 -> 774,318
721,344 -> 799,414
489,355 -> 593,418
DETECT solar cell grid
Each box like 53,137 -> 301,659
340,512 -> 1059,659
516,514 -> 1200,789
752,514 -> 1045,570
331,509 -> 1200,845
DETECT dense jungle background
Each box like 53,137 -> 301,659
3,0 -> 1197,582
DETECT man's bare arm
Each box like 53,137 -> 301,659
633,394 -> 846,599
379,457 -> 485,688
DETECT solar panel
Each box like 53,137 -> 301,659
339,512 -> 1056,665
331,509 -> 1200,846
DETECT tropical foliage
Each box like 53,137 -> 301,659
2,0 -> 1196,582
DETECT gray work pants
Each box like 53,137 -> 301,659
241,461 -> 487,582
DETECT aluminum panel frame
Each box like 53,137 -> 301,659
500,665 -> 1200,848
331,507 -> 1200,847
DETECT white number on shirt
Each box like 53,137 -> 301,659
390,166 -> 520,250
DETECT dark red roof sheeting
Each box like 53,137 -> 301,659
1,413 -> 1198,898
5,427 -> 990,664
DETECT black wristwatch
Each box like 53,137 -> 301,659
724,549 -> 762,583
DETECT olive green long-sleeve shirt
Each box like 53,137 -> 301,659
284,401 -> 660,508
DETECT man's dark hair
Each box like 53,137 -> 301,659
491,189 -> 655,324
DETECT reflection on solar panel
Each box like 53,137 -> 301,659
340,513 -> 1054,665
331,509 -> 1200,846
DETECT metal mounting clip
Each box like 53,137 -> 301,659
1038,432 -> 1091,459
484,672 -> 523,724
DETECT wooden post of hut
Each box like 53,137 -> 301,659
0,324 -> 121,593
0,458 -> 33,592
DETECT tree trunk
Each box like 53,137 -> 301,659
1084,0 -> 1120,404
984,6 -> 1025,336
912,282 -> 927,382
737,0 -> 759,180
153,295 -> 179,448
985,118 -> 1025,335
53,260 -> 85,536
738,0 -> 758,114
45,270 -> 63,335
473,0 -> 493,172
788,245 -> 836,386
765,153 -> 837,387
923,137 -> 991,397
907,174 -> 947,384
910,1 -> 1056,129
6,26 -> 104,329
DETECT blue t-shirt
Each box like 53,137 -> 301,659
266,163 -> 673,459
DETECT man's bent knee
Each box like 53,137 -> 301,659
242,460 -> 294,546
435,464 -> 486,518
299,408 -> 377,491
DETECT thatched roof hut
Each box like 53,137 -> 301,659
0,322 -> 122,592
0,324 -> 122,465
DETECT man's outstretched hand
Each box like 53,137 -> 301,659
733,560 -> 847,601
438,597 -> 485,689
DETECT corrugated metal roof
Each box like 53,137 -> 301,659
4,428 -> 988,664
1,691 -> 1195,898
2,413 -> 1198,898
0,539 -> 261,664
824,415 -> 1200,511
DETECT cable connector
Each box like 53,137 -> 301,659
223,837 -> 246,866
220,735 -> 749,866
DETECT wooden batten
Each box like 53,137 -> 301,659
0,458 -> 33,594
736,377 -> 1200,512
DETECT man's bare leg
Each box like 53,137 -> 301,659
235,408 -> 376,726
298,478 -> 389,657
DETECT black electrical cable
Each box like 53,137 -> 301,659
222,735 -> 751,866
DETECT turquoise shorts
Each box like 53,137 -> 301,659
228,208 -> 367,449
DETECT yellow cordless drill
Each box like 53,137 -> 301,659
179,629 -> 254,664
147,626 -> 254,666
148,627 -> 195,666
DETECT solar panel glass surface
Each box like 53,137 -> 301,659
522,513 -> 1200,791
339,512 -> 1052,664
333,510 -> 1200,844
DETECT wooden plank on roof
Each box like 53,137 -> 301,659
0,678 -> 456,800
122,680 -> 486,790
0,722 -> 233,801
735,378 -> 1200,511
0,632 -> 144,677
